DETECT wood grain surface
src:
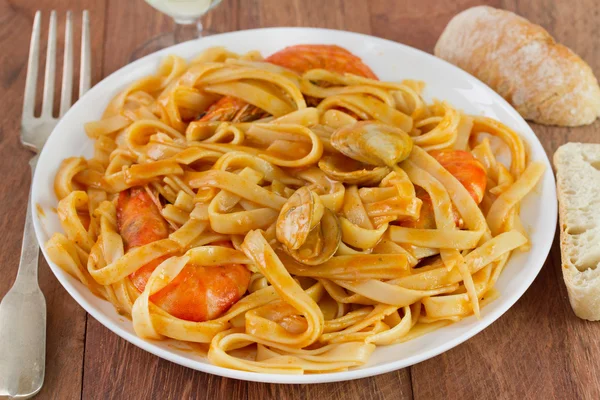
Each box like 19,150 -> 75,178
0,0 -> 598,399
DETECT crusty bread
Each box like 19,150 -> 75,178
435,6 -> 600,127
554,143 -> 600,320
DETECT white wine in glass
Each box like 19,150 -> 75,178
132,0 -> 223,60
145,0 -> 223,28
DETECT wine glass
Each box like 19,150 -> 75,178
131,0 -> 223,61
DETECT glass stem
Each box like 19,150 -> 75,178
197,20 -> 204,38
173,19 -> 203,43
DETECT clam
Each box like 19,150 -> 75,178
318,154 -> 390,186
276,186 -> 324,250
276,187 -> 342,265
330,121 -> 413,167
285,208 -> 341,266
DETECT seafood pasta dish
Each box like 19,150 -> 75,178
46,44 -> 544,374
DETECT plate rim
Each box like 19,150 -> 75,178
31,27 -> 558,384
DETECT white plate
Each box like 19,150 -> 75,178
31,28 -> 557,384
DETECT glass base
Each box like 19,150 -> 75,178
130,26 -> 222,62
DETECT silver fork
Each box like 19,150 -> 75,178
0,10 -> 91,399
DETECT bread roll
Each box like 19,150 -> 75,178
435,6 -> 600,127
554,143 -> 600,320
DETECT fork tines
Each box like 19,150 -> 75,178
21,10 -> 91,152
23,10 -> 91,121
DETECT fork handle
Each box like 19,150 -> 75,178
14,155 -> 40,289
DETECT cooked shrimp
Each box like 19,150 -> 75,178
199,44 -> 378,122
117,188 -> 251,322
429,150 -> 486,204
150,256 -> 251,322
264,44 -> 378,79
117,188 -> 170,291
400,150 -> 486,229
199,97 -> 269,123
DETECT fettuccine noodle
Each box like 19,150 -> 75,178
46,45 -> 544,374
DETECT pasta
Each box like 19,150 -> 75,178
46,44 -> 544,374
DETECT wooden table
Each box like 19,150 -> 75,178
1,0 -> 599,398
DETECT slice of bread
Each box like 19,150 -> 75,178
554,143 -> 600,320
